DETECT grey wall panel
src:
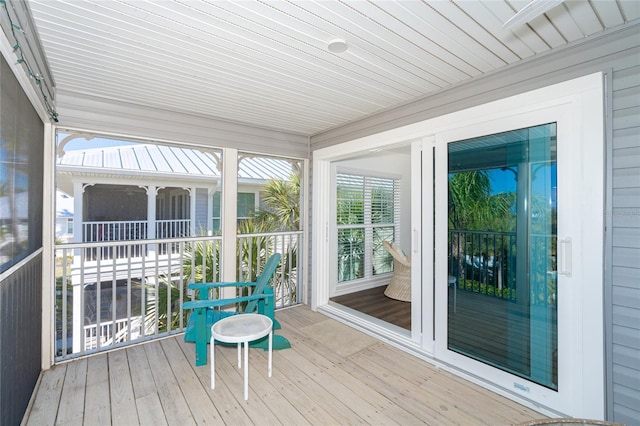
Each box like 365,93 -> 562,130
611,227 -> 640,249
613,325 -> 640,351
613,105 -> 640,130
613,86 -> 640,110
611,59 -> 640,423
613,187 -> 640,211
612,266 -> 640,288
612,284 -> 640,309
613,305 -> 640,329
613,247 -> 640,268
613,345 -> 639,372
613,404 -> 640,426
0,254 -> 43,426
613,382 -> 640,424
612,168 -> 640,192
56,90 -> 310,159
613,146 -> 640,169
613,365 -> 639,396
614,127 -> 640,150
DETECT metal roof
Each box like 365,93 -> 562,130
57,144 -> 296,181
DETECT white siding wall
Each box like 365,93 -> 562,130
194,188 -> 209,235
310,23 -> 640,424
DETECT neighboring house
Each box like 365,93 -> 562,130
54,190 -> 73,243
56,143 -> 295,245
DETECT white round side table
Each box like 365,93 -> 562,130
210,314 -> 273,400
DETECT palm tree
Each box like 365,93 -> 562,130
237,218 -> 273,281
250,173 -> 301,304
448,170 -> 515,290
253,173 -> 300,231
448,171 -> 513,232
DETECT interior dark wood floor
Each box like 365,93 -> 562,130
330,285 -> 411,330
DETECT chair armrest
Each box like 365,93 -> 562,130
187,281 -> 256,291
183,293 -> 273,311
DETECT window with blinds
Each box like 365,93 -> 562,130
336,172 -> 400,283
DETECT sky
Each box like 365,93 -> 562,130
58,133 -> 138,151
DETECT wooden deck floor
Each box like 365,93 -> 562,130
24,305 -> 545,425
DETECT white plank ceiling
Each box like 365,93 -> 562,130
26,0 -> 640,136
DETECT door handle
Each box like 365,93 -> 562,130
413,228 -> 419,253
558,237 -> 572,277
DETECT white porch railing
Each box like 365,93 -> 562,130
84,316 -> 142,351
82,219 -> 194,260
83,220 -> 148,242
82,220 -> 148,260
55,231 -> 302,361
156,219 -> 191,239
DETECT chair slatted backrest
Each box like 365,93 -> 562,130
244,253 -> 281,313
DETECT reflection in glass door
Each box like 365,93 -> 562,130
447,123 -> 557,390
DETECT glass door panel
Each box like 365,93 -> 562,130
446,123 -> 557,390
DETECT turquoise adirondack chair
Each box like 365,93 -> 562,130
183,253 -> 291,366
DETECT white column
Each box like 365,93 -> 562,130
72,182 -> 84,243
146,185 -> 156,239
42,122 -> 55,369
71,181 -> 85,354
222,148 -> 238,285
146,185 -> 157,262
207,187 -> 215,236
190,186 -> 196,236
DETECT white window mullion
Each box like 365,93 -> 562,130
363,177 -> 373,277
394,179 -> 401,242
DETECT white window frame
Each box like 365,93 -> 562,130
332,167 -> 401,295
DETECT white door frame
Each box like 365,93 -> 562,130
312,72 -> 604,419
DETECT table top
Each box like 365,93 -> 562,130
211,314 -> 273,343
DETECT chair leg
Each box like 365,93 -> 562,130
195,309 -> 208,366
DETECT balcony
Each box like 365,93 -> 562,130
25,305 -> 546,425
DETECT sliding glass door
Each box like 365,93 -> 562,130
445,123 -> 558,389
425,77 -> 605,416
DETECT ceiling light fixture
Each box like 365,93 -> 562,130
327,38 -> 348,53
503,0 -> 564,30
